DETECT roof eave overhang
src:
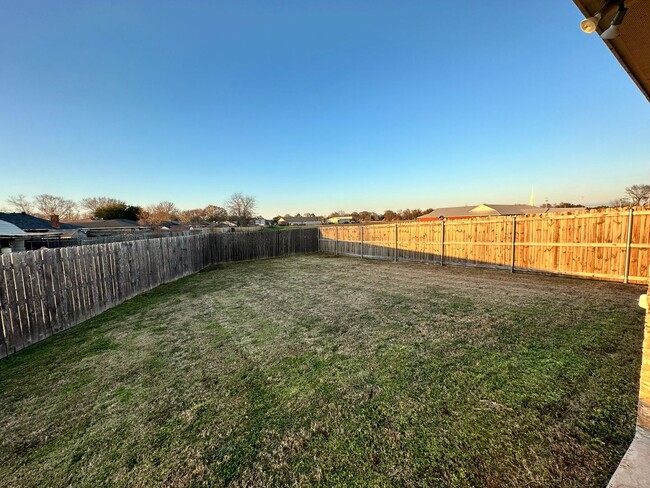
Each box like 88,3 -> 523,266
572,0 -> 650,102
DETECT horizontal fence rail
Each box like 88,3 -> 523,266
319,207 -> 650,285
0,228 -> 318,359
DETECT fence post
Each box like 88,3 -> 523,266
511,216 -> 517,273
317,227 -> 320,253
440,220 -> 445,265
624,208 -> 634,284
335,226 -> 339,256
394,224 -> 398,262
360,225 -> 364,259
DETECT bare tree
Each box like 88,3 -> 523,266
610,197 -> 632,207
625,184 -> 650,206
80,197 -> 125,217
226,193 -> 257,226
33,194 -> 78,219
6,194 -> 33,213
138,201 -> 180,227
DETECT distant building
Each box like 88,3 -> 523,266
277,217 -> 322,226
417,204 -> 582,221
254,218 -> 274,226
327,216 -> 355,224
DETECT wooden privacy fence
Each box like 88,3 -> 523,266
319,208 -> 650,284
22,228 -> 221,250
0,228 -> 318,359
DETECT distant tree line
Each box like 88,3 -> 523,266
5,184 -> 648,228
3,193 -> 257,228
330,184 -> 650,220
270,208 -> 435,223
324,209 -> 434,222
540,202 -> 584,208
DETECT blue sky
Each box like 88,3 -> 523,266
1,1 -> 648,217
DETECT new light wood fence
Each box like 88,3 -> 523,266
0,228 -> 318,359
319,208 -> 650,284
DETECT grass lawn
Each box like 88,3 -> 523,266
0,255 -> 645,487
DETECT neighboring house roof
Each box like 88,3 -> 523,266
60,229 -> 88,238
418,204 -> 553,220
0,220 -> 28,237
65,218 -> 143,229
573,0 -> 650,102
476,204 -> 547,215
418,206 -> 476,219
0,213 -> 79,231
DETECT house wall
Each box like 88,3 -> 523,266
639,289 -> 650,430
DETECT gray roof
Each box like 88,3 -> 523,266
60,229 -> 87,238
482,204 -> 547,215
0,213 -> 79,231
418,204 -> 550,219
419,206 -> 476,218
0,220 -> 28,237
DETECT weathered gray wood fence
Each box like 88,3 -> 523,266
0,228 -> 317,359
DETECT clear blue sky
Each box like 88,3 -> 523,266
1,1 -> 648,217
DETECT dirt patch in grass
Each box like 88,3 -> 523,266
0,255 -> 645,487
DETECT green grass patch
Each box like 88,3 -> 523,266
0,255 -> 644,487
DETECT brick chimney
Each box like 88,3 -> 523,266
50,214 -> 60,229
